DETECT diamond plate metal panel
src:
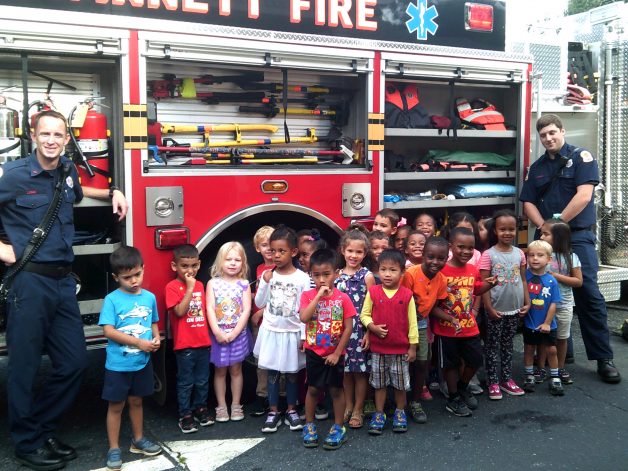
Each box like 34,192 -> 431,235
600,39 -> 628,267
529,43 -> 563,92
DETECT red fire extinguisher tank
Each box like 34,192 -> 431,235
74,108 -> 110,189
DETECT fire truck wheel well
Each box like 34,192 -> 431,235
196,208 -> 343,285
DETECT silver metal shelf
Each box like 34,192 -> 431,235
384,129 -> 517,138
384,170 -> 516,181
384,196 -> 516,210
79,298 -> 104,315
73,242 -> 121,256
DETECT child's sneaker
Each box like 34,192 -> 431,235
419,385 -> 433,401
559,368 -> 573,384
488,383 -> 502,400
459,388 -> 478,410
549,379 -> 565,396
194,407 -> 214,426
368,412 -> 386,435
284,409 -> 304,431
106,447 -> 122,471
468,383 -> 484,395
322,424 -> 347,450
249,395 -> 269,417
523,376 -> 536,393
215,406 -> 229,423
392,409 -> 408,433
500,379 -> 525,396
261,411 -> 282,433
363,399 -> 376,417
302,423 -> 318,448
446,396 -> 472,417
315,405 -> 329,420
409,401 -> 427,424
178,414 -> 199,434
129,437 -> 162,456
230,404 -> 245,422
534,368 -> 547,384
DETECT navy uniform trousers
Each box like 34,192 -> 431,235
6,270 -> 87,453
571,230 -> 614,360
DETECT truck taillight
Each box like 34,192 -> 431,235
465,3 -> 493,32
155,227 -> 190,250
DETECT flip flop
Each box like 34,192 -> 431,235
349,412 -> 364,429
343,409 -> 352,423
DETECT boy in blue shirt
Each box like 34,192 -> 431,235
521,240 -> 563,396
99,246 -> 162,470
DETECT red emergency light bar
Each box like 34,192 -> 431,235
465,3 -> 493,32
155,227 -> 190,250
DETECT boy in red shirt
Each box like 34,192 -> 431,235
402,236 -> 449,424
165,244 -> 213,433
299,249 -> 354,450
432,227 -> 496,417
361,249 -> 418,435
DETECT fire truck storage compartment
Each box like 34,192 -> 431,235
146,57 -> 368,169
0,52 -> 123,326
383,74 -> 523,224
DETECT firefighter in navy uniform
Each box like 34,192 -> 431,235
520,114 -> 621,384
0,110 -> 128,470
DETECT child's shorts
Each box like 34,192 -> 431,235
554,307 -> 573,340
522,327 -> 557,346
436,335 -> 483,369
370,353 -> 410,391
102,361 -> 154,402
417,328 -> 429,362
305,349 -> 344,389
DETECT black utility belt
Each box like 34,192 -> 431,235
23,262 -> 72,279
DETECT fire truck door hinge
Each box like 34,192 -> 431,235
399,63 -> 405,77
96,40 -> 103,55
264,52 -> 272,67
352,59 -> 358,73
508,71 -> 514,81
164,44 -> 171,60
143,159 -> 149,173
455,67 -> 462,79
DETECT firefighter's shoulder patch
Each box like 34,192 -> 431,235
580,150 -> 593,162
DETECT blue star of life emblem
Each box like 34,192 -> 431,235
406,0 -> 439,41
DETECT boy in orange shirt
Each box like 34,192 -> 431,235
402,236 -> 449,424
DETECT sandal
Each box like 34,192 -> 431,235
348,412 -> 364,429
343,409 -> 352,423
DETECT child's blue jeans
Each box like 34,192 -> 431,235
175,347 -> 210,417
267,370 -> 298,408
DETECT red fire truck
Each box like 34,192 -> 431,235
0,1 -> 531,397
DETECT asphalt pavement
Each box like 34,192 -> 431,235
1,305 -> 627,471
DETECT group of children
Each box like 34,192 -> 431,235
97,206 -> 581,467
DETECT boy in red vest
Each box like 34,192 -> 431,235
360,249 -> 418,435
431,227 -> 496,417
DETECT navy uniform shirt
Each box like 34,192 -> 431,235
0,152 -> 83,264
519,142 -> 598,229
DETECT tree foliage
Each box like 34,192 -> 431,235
567,0 -> 625,15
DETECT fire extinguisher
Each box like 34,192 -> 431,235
68,98 -> 111,189
0,92 -> 22,164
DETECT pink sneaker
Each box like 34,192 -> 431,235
500,379 -> 525,396
419,386 -> 433,401
488,383 -> 502,400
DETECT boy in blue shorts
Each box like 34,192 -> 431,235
522,240 -> 564,396
99,246 -> 162,470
